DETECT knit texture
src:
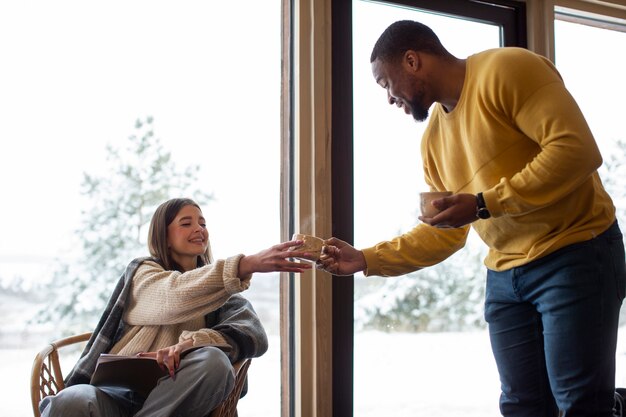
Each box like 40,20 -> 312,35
109,257 -> 251,355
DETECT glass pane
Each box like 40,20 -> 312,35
353,2 -> 501,416
0,2 -> 281,416
554,17 -> 626,386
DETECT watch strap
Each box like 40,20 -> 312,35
476,192 -> 491,219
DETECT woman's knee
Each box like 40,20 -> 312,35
139,347 -> 236,416
183,347 -> 235,392
188,347 -> 233,373
40,385 -> 100,417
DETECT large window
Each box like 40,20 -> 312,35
0,2 -> 282,416
553,6 -> 626,386
348,1 -> 524,416
344,2 -> 626,416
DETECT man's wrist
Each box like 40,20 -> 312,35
476,192 -> 491,219
357,250 -> 367,274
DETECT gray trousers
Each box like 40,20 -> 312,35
40,346 -> 235,417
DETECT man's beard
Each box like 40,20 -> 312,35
409,94 -> 429,122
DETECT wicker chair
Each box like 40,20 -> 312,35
30,332 -> 251,417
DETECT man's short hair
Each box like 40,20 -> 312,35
370,20 -> 446,63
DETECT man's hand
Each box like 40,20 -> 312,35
418,193 -> 479,228
316,237 -> 367,276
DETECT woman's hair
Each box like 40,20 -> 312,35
147,197 -> 213,271
370,20 -> 448,64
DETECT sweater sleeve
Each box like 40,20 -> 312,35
362,224 -> 469,277
179,328 -> 230,348
124,257 -> 251,325
482,52 -> 602,218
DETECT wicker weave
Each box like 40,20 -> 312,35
30,332 -> 92,417
30,332 -> 251,417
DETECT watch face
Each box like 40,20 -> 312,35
477,208 -> 491,219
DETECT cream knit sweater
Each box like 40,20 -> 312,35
109,256 -> 251,355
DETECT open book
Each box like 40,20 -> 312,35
90,344 -> 231,398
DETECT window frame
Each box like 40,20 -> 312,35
330,2 -> 525,416
284,1 -> 527,416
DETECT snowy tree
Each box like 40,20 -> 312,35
356,242 -> 488,333
33,116 -> 212,333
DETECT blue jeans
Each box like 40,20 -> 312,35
485,222 -> 626,417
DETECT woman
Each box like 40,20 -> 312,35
40,197 -> 312,417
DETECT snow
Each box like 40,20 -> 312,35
5,328 -> 626,417
353,331 -> 501,417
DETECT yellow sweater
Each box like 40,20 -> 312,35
363,47 -> 615,274
109,256 -> 250,355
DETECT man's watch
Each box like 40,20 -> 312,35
476,192 -> 491,219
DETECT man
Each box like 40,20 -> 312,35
319,20 -> 625,417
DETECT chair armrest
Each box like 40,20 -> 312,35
30,332 -> 92,417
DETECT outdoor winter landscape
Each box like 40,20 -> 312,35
2,1 -> 626,417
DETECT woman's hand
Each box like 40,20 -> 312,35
239,239 -> 313,278
136,338 -> 194,380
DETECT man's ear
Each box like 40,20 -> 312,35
404,50 -> 420,72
